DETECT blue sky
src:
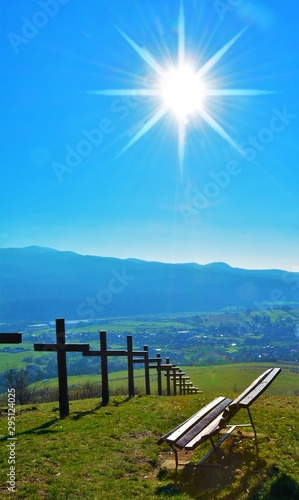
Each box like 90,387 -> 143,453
1,0 -> 298,271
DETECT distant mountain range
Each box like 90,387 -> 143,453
0,246 -> 298,322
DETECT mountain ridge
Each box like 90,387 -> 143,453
0,245 -> 293,272
1,246 -> 298,322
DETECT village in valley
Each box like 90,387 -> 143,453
1,308 -> 298,384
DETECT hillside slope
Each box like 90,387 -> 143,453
0,393 -> 298,499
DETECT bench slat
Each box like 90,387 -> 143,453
229,368 -> 273,407
157,397 -> 226,445
185,413 -> 224,450
176,398 -> 232,449
239,368 -> 281,407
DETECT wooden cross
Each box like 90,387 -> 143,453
34,318 -> 89,418
126,336 -> 150,398
83,331 -> 148,404
147,353 -> 169,396
134,349 -> 178,396
128,344 -> 150,395
161,357 -> 180,396
171,370 -> 190,395
0,333 -> 22,343
148,355 -> 180,396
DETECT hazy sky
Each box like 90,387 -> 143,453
1,0 -> 298,270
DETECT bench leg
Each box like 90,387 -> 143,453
247,407 -> 256,439
197,426 -> 237,465
210,436 -> 221,463
170,443 -> 179,472
247,407 -> 259,459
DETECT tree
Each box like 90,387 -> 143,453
0,367 -> 34,405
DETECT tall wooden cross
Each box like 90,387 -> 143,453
0,333 -> 22,343
34,318 -> 89,418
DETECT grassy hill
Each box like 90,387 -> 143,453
1,366 -> 298,499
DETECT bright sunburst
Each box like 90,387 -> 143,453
88,2 -> 275,173
160,64 -> 206,119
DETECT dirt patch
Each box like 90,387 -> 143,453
158,448 -> 193,470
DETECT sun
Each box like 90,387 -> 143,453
88,2 -> 275,174
160,64 -> 206,120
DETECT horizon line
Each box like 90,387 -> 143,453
1,244 -> 298,274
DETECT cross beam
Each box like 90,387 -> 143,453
0,333 -> 22,343
34,318 -> 89,418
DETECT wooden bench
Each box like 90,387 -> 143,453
157,367 -> 281,470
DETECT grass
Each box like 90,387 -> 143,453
0,387 -> 298,498
180,363 -> 299,397
25,362 -> 299,397
0,348 -> 42,369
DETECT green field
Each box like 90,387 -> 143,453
179,363 -> 299,397
25,363 -> 298,398
1,309 -> 298,375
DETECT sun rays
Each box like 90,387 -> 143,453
88,2 -> 275,174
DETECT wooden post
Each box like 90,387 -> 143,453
127,336 -> 134,397
56,319 -> 68,418
100,331 -> 109,405
34,318 -> 89,418
165,357 -> 171,396
156,353 -> 162,396
143,346 -> 150,395
127,343 -> 151,395
147,354 -> 167,395
172,366 -> 179,396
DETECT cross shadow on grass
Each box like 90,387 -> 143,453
71,401 -> 104,420
71,396 -> 133,419
0,418 -> 60,440
110,396 -> 134,406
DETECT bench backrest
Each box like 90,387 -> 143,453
238,367 -> 281,407
220,367 -> 281,424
